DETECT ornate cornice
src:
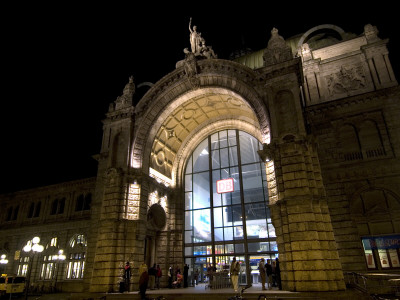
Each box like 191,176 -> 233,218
306,85 -> 400,116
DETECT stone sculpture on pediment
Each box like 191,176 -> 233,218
183,48 -> 200,88
111,76 -> 135,111
189,17 -> 202,55
263,28 -> 293,66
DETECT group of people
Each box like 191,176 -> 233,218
258,258 -> 282,290
137,261 -> 162,300
168,263 -> 189,288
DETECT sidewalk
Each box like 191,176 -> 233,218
19,284 -> 373,300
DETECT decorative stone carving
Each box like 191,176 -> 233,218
147,203 -> 167,230
326,65 -> 366,96
299,43 -> 313,61
263,28 -> 293,66
109,76 -> 135,112
183,48 -> 200,88
364,24 -> 380,43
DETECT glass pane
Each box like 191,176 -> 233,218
245,203 -> 267,221
220,148 -> 229,168
214,228 -> 224,241
214,207 -> 223,227
211,150 -> 220,169
235,244 -> 245,253
185,230 -> 193,243
193,209 -> 211,242
193,139 -> 209,172
229,146 -> 238,166
225,244 -> 234,254
270,241 -> 278,252
234,226 -> 244,240
193,172 -> 210,209
212,170 -> 222,206
378,249 -> 390,268
219,130 -> 228,148
230,167 -> 241,204
240,131 -> 261,164
221,192 -> 231,206
211,132 -> 219,150
222,206 -> 231,226
185,211 -> 192,230
185,192 -> 192,210
185,247 -> 193,256
389,249 -> 400,267
215,244 -> 225,255
242,164 -> 264,203
248,242 -> 263,252
231,205 -> 243,225
185,174 -> 192,192
228,130 -> 236,146
186,156 -> 192,174
224,227 -> 233,241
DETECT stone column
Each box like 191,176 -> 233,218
260,138 -> 346,292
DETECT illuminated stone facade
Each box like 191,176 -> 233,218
0,24 -> 399,294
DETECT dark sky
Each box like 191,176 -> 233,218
1,3 -> 399,194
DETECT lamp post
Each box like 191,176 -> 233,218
0,254 -> 8,273
53,249 -> 66,292
23,237 -> 44,300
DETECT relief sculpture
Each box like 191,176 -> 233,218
326,65 -> 366,96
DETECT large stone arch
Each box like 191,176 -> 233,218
131,59 -> 271,173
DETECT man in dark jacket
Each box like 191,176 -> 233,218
183,264 -> 189,287
265,259 -> 273,290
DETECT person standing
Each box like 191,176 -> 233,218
230,257 -> 240,292
139,261 -> 148,275
148,264 -> 156,290
271,260 -> 277,287
194,268 -> 199,285
183,263 -> 189,288
124,261 -> 131,292
139,269 -> 149,300
168,265 -> 173,288
258,258 -> 266,290
156,264 -> 162,289
275,258 -> 282,290
265,259 -> 273,290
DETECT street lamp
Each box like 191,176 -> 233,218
53,249 -> 66,292
0,254 -> 8,275
23,237 -> 44,300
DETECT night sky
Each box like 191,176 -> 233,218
1,3 -> 399,194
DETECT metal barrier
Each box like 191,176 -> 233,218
206,271 -> 231,289
344,272 -> 400,297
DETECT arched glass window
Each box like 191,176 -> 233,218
66,234 -> 87,279
184,130 -> 276,285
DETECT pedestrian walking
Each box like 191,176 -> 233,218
258,258 -> 266,290
265,259 -> 273,289
156,264 -> 162,289
149,264 -> 156,290
230,257 -> 240,292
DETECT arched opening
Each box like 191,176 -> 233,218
183,129 -> 276,287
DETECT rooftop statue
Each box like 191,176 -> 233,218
189,17 -> 202,55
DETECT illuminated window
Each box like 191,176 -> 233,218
184,130 -> 276,284
362,236 -> 400,269
66,234 -> 87,279
17,256 -> 29,276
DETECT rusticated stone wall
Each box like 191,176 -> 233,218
264,139 -> 345,291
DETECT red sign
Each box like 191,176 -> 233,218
217,178 -> 234,194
